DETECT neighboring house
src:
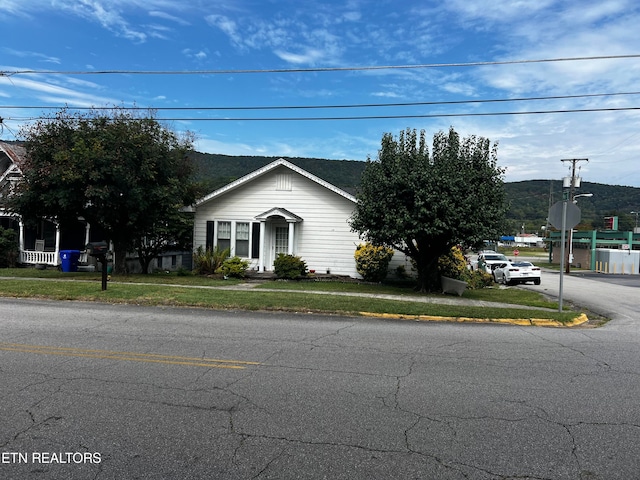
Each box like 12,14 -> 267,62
0,141 -> 100,267
194,158 -> 367,277
1,141 -> 190,272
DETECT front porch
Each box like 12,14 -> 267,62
1,212 -> 93,267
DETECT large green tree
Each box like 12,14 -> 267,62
350,127 -> 508,292
12,108 -> 198,274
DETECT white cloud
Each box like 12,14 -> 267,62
205,14 -> 243,47
149,10 -> 190,26
2,48 -> 60,64
182,48 -> 208,61
440,0 -> 556,24
371,91 -> 402,99
0,74 -> 117,108
49,1 -> 146,42
274,48 -> 325,65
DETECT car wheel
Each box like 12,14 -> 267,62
534,278 -> 541,285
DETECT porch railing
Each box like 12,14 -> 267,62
19,250 -> 89,266
20,250 -> 59,266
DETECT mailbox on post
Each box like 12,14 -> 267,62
86,241 -> 109,257
86,241 -> 110,290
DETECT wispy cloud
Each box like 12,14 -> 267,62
274,48 -> 325,65
0,73 -> 117,108
51,1 -> 147,42
149,10 -> 190,26
205,14 -> 244,48
182,49 -> 208,61
2,48 -> 60,64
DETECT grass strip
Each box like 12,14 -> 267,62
0,268 -> 238,286
257,279 -> 560,310
0,278 -> 578,324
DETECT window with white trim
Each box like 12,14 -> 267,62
217,221 -> 231,251
235,222 -> 250,257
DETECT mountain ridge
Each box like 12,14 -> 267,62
190,152 -> 640,233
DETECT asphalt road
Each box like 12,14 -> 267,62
1,274 -> 639,479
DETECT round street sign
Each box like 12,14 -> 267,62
548,201 -> 581,230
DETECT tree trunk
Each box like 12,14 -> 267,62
415,253 -> 440,293
112,245 -> 127,274
139,255 -> 153,274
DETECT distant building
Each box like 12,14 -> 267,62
500,234 -> 545,248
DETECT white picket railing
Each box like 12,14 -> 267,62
19,250 -> 89,267
20,250 -> 59,266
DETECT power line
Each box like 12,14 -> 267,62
7,106 -> 640,122
1,91 -> 639,112
2,54 -> 639,77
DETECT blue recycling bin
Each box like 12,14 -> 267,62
60,250 -> 81,272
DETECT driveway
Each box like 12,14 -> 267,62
520,268 -> 639,329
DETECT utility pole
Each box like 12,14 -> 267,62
561,158 -> 588,274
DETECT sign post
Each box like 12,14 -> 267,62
548,201 -> 581,312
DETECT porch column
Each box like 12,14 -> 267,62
84,222 -> 91,246
19,219 -> 25,263
258,221 -> 266,273
287,221 -> 294,255
54,222 -> 61,265
18,219 -> 25,252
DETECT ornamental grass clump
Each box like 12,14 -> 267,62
354,243 -> 394,282
193,245 -> 230,275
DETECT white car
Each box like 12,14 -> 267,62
493,261 -> 541,286
476,252 -> 509,273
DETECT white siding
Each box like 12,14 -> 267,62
194,165 -> 362,277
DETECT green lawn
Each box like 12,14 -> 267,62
0,268 -> 583,324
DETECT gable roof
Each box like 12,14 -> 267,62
0,142 -> 27,197
195,158 -> 357,206
255,207 -> 303,222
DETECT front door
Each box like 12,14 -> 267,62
274,226 -> 289,256
266,223 -> 289,269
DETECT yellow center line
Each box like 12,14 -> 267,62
0,343 -> 261,369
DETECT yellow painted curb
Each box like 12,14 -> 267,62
360,312 -> 589,327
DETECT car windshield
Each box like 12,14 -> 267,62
484,254 -> 507,261
513,262 -> 533,267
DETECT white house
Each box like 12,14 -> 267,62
193,158 -> 365,277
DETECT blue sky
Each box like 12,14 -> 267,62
1,0 -> 640,187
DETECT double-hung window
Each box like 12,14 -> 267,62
217,221 -> 231,251
235,222 -> 250,257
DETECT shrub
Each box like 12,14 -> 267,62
193,245 -> 230,275
466,269 -> 494,289
273,253 -> 307,279
354,243 -> 394,282
0,226 -> 19,268
438,246 -> 493,289
437,246 -> 468,280
221,256 -> 250,278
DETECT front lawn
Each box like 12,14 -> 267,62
0,268 -> 582,324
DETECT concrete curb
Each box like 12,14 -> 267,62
360,312 -> 589,328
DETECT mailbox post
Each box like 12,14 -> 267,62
86,241 -> 109,291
